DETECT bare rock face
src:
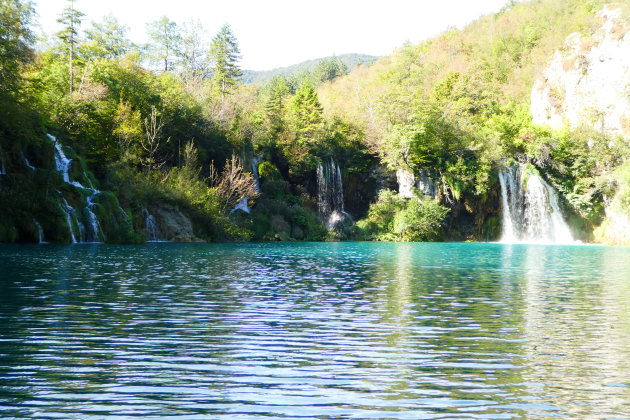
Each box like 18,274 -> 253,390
149,201 -> 200,242
595,208 -> 630,245
531,5 -> 630,137
396,168 -> 437,199
396,168 -> 416,198
531,6 -> 630,245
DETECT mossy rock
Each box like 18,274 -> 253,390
258,161 -> 282,180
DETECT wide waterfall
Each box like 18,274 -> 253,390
317,159 -> 351,228
498,164 -> 573,243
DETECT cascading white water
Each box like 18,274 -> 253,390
84,190 -> 103,242
499,164 -> 573,243
59,198 -> 78,244
33,220 -> 45,244
143,208 -> 162,242
23,154 -> 36,171
317,159 -> 352,228
48,134 -> 85,188
47,134 -> 105,243
231,196 -> 251,214
252,157 -> 262,194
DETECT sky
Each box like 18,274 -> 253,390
33,0 -> 508,71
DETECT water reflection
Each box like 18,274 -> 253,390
0,243 -> 629,418
514,244 -> 630,417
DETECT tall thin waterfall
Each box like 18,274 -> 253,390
499,164 -> 573,243
317,159 -> 351,228
84,190 -> 103,242
59,198 -> 78,244
252,157 -> 262,194
33,220 -> 45,244
143,208 -> 162,242
23,153 -> 36,171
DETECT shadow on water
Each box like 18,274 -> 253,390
0,242 -> 629,418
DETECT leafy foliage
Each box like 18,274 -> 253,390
356,190 -> 449,241
1,0 -> 628,244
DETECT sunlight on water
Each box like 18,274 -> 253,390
1,242 -> 629,418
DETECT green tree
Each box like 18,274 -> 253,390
84,14 -> 132,60
312,57 -> 348,84
180,19 -> 208,83
264,76 -> 290,138
289,82 -> 324,148
209,23 -> 241,102
392,197 -> 449,241
0,0 -> 34,99
56,0 -> 84,93
146,16 -> 181,72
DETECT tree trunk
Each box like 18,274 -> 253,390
69,30 -> 74,93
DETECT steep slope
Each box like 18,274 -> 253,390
531,5 -> 630,137
318,0 -> 629,243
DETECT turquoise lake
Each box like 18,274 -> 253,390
1,242 -> 630,418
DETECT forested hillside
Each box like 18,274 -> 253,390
242,54 -> 378,84
0,0 -> 628,244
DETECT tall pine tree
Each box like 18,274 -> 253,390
209,24 -> 241,102
289,82 -> 324,148
265,76 -> 290,138
56,0 -> 84,93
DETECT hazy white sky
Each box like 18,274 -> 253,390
33,0 -> 508,71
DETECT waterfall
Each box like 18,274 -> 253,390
48,134 -> 85,188
252,157 -> 262,193
143,208 -> 162,242
317,159 -> 351,228
84,189 -> 103,242
33,220 -> 45,244
499,164 -> 573,243
231,196 -> 251,214
47,134 -> 106,243
416,170 -> 437,199
59,198 -> 78,244
23,154 -> 36,171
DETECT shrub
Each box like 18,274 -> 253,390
356,189 -> 449,241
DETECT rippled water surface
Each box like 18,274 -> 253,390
1,242 -> 630,418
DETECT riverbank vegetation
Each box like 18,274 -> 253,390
0,0 -> 628,244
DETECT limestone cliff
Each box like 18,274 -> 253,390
531,5 -> 630,137
149,201 -> 201,242
531,5 -> 630,245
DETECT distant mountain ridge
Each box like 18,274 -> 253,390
242,54 -> 379,84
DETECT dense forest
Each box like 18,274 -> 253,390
0,0 -> 629,244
